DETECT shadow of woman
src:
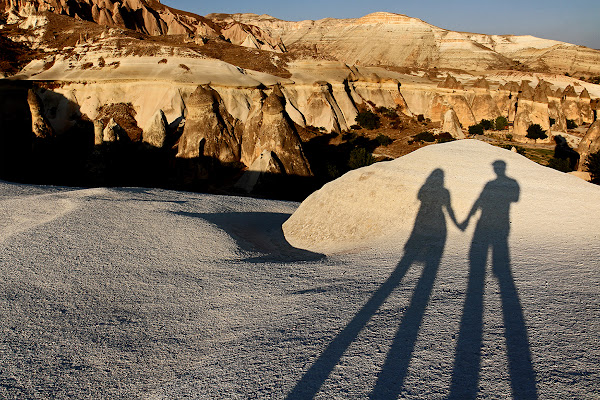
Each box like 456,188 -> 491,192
286,169 -> 459,399
449,160 -> 537,400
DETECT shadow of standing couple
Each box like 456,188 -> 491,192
286,160 -> 537,399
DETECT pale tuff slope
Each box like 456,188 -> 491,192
1,140 -> 599,398
226,12 -> 600,74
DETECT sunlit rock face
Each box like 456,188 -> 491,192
227,11 -> 600,75
176,85 -> 240,163
241,86 -> 312,177
283,139 -> 600,254
577,121 -> 600,172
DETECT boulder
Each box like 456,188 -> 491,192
142,109 -> 168,148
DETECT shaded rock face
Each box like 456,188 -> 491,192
234,150 -> 284,192
176,85 -> 240,163
241,87 -> 312,177
102,117 -> 124,142
142,109 -> 168,148
577,120 -> 600,172
27,89 -> 53,139
93,120 -> 104,145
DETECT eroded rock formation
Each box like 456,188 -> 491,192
241,86 -> 311,177
578,120 -> 600,172
176,85 -> 240,163
142,109 -> 168,148
27,89 -> 53,139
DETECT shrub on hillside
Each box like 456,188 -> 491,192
480,119 -> 493,130
355,111 -> 380,130
376,106 -> 399,119
526,124 -> 548,141
495,116 -> 509,130
435,132 -> 456,143
468,124 -> 484,136
348,147 -> 375,170
547,157 -> 573,172
413,131 -> 436,142
375,134 -> 394,146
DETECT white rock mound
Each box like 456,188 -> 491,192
283,139 -> 600,253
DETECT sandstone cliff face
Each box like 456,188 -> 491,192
220,22 -> 285,52
176,85 -> 240,163
577,120 -> 600,172
241,87 -> 311,177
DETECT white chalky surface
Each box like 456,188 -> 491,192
0,140 -> 599,399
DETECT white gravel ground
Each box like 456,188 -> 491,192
0,142 -> 599,399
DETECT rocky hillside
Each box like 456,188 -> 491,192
0,3 -> 599,197
218,12 -> 600,76
1,0 -> 285,51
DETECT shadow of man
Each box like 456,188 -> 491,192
449,160 -> 537,399
286,169 -> 459,399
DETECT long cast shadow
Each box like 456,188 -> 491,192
286,169 -> 458,399
449,160 -> 537,399
173,211 -> 324,262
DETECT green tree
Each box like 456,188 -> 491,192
495,116 -> 508,130
355,111 -> 380,130
413,131 -> 436,142
480,119 -> 493,130
547,157 -> 573,173
468,124 -> 484,136
525,124 -> 548,141
348,147 -> 375,170
375,134 -> 393,146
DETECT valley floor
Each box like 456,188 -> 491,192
0,181 -> 598,399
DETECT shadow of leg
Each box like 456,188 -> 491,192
493,239 -> 538,400
285,255 -> 415,400
448,238 -> 487,400
369,250 -> 442,399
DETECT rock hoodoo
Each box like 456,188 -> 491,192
142,109 -> 168,148
241,86 -> 312,177
176,85 -> 240,163
577,120 -> 600,172
27,89 -> 53,139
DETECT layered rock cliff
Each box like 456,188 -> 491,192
220,12 -> 600,75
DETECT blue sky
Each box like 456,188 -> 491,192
165,0 -> 600,49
